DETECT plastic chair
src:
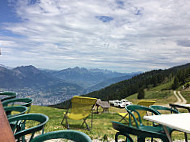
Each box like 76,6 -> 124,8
3,98 -> 33,113
8,113 -> 49,142
61,96 -> 97,130
150,105 -> 179,114
118,100 -> 156,123
112,105 -> 169,142
0,92 -> 16,102
112,121 -> 169,142
30,130 -> 92,142
4,106 -> 28,118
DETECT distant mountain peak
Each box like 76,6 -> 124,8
13,65 -> 40,74
14,65 -> 36,69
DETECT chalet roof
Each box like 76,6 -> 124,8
96,99 -> 110,108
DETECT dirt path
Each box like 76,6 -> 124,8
173,91 -> 187,104
177,91 -> 187,104
163,91 -> 186,107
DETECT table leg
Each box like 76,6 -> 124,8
163,126 -> 172,142
184,133 -> 188,142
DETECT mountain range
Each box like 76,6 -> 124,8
53,63 -> 190,109
44,67 -> 133,88
0,65 -> 58,88
0,65 -> 138,105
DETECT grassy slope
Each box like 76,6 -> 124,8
30,81 -> 190,141
30,105 -> 123,140
126,81 -> 177,105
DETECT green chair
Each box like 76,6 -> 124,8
112,121 -> 169,142
4,106 -> 28,118
118,100 -> 156,123
8,113 -> 49,142
113,105 -> 169,142
30,130 -> 92,142
61,96 -> 97,130
150,105 -> 179,114
3,98 -> 33,113
0,92 -> 16,102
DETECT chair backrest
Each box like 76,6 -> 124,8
137,100 -> 156,107
126,105 -> 159,128
150,105 -> 179,114
4,106 -> 28,118
126,100 -> 156,121
2,98 -> 33,113
0,92 -> 16,102
30,130 -> 92,142
70,96 -> 97,115
8,113 -> 49,141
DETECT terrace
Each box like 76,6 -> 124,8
0,91 -> 190,142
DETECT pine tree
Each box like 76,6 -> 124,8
172,77 -> 180,89
137,88 -> 145,99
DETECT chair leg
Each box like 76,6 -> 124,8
61,115 -> 69,129
115,132 -> 134,142
137,136 -> 145,142
28,132 -> 35,142
119,114 -> 129,123
65,118 -> 69,129
115,132 -> 119,142
82,119 -> 90,130
161,137 -> 170,142
125,134 -> 134,142
61,115 -> 65,125
91,111 -> 93,129
119,117 -> 129,123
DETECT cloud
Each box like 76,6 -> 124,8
177,40 -> 190,47
0,0 -> 190,72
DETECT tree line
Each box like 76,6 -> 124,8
172,66 -> 190,89
86,63 -> 190,101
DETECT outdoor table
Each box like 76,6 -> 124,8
0,101 -> 15,142
170,103 -> 190,112
144,113 -> 190,142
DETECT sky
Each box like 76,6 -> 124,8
0,0 -> 190,73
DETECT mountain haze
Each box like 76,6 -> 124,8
51,67 -> 128,88
85,72 -> 139,93
0,65 -> 135,105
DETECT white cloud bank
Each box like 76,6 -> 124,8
0,0 -> 190,72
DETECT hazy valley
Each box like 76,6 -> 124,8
0,65 -> 138,105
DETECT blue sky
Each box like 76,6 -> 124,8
0,0 -> 190,73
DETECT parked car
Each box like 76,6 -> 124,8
117,100 -> 132,108
109,99 -> 132,108
120,99 -> 132,106
109,100 -> 119,105
113,100 -> 121,107
117,101 -> 126,108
